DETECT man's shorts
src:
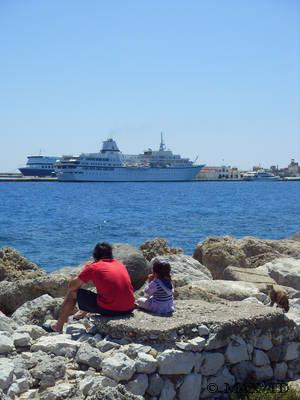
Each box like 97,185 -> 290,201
77,289 -> 134,316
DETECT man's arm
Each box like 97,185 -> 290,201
68,278 -> 84,292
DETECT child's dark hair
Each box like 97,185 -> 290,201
93,242 -> 113,261
152,260 -> 172,281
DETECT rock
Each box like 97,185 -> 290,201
147,373 -> 164,396
262,258 -> 300,291
16,325 -> 47,340
160,379 -> 176,400
86,384 -> 143,400
284,342 -> 300,361
151,255 -> 212,287
291,233 -> 300,242
177,280 -> 259,301
174,284 -> 224,303
205,367 -> 235,394
80,376 -> 117,396
30,356 -> 66,388
76,343 -> 103,370
0,312 -> 17,333
0,333 -> 14,354
96,339 -> 120,352
252,365 -> 273,381
198,325 -> 210,337
179,373 -> 202,400
225,336 -> 250,364
13,332 -> 32,348
135,352 -> 157,374
102,352 -> 136,382
196,352 -> 224,375
252,349 -> 270,366
125,374 -> 148,396
0,274 -> 68,315
39,383 -> 75,400
140,238 -> 183,261
223,266 -> 276,284
176,337 -> 206,352
205,333 -> 229,350
0,359 -> 14,390
11,294 -> 63,325
193,236 -> 248,278
231,360 -> 254,383
254,335 -> 273,351
31,334 -> 79,357
193,236 -> 300,279
112,243 -> 151,290
0,247 -> 45,282
274,362 -> 288,380
157,349 -> 195,374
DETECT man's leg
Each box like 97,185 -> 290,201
53,290 -> 77,332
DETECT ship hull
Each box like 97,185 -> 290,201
56,165 -> 204,182
19,168 -> 56,177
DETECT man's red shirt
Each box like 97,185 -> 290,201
78,259 -> 135,311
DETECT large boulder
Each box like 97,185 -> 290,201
260,258 -> 300,291
193,236 -> 300,279
175,280 -> 260,301
140,238 -> 183,261
0,247 -> 45,282
0,274 -> 69,315
112,244 -> 151,290
223,266 -> 276,285
11,294 -> 63,325
151,255 -> 212,287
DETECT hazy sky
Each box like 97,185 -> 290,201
0,0 -> 299,171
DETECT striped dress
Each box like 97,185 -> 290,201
136,278 -> 175,315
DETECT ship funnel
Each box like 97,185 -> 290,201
159,132 -> 166,151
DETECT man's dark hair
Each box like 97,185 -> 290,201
93,242 -> 113,261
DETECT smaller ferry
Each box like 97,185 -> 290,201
19,156 -> 60,177
242,170 -> 280,181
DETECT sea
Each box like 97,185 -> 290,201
0,181 -> 299,272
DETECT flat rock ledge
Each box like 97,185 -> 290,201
93,300 -> 294,342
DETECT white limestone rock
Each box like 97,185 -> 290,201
157,350 -> 195,375
16,325 -> 46,340
30,356 -> 66,388
160,379 -> 176,400
125,374 -> 148,396
31,334 -> 79,357
263,258 -> 300,290
205,333 -> 229,350
179,373 -> 202,400
176,337 -> 206,352
136,352 -> 157,374
96,339 -> 120,352
204,367 -> 235,396
198,325 -> 210,337
196,352 -> 225,376
0,312 -> 17,333
13,332 -> 32,348
252,349 -> 270,366
0,358 -> 14,390
0,333 -> 14,354
40,382 -> 74,399
75,343 -> 103,371
225,336 -> 250,364
101,352 -> 136,382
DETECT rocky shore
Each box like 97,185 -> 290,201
0,235 -> 300,399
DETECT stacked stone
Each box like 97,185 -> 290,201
1,311 -> 300,400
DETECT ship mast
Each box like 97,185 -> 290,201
159,132 -> 166,151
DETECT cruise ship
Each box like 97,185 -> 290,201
242,170 -> 280,181
54,136 -> 204,182
19,156 -> 60,177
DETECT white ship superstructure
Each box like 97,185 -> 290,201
54,136 -> 204,182
242,170 -> 280,181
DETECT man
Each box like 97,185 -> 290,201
43,242 -> 135,333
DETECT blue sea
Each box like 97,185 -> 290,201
0,181 -> 299,272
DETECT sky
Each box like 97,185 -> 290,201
0,0 -> 299,171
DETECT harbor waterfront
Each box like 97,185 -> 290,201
0,181 -> 299,272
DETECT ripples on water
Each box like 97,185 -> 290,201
0,181 -> 299,272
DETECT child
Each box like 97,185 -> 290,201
136,260 -> 175,315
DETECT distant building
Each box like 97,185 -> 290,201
269,159 -> 300,177
197,166 -> 241,180
288,159 -> 300,176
